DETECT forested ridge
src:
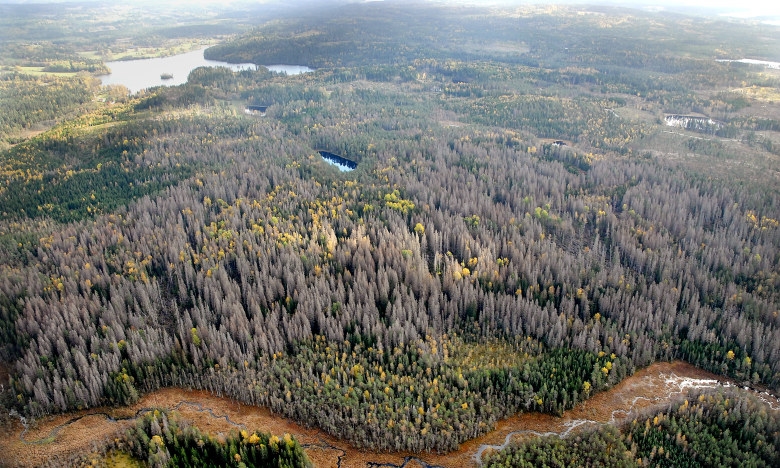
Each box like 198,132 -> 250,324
0,73 -> 99,147
1,1 -> 780,460
206,2 -> 780,70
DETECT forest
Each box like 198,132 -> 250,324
1,0 -> 780,465
483,388 -> 780,467
113,409 -> 310,468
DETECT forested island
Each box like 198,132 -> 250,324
1,1 -> 780,466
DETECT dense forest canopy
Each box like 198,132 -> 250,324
115,409 -> 311,468
1,0 -> 780,463
207,1 -> 780,69
484,388 -> 780,467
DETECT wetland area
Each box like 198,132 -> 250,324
3,361 -> 777,468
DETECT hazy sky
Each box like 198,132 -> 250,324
1,0 -> 779,18
452,0 -> 780,17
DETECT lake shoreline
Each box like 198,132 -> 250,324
98,46 -> 313,94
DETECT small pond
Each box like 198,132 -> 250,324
318,150 -> 357,172
665,114 -> 723,131
244,105 -> 268,116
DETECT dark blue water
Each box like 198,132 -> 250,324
318,150 -> 357,172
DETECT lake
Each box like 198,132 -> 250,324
99,47 -> 313,94
318,150 -> 357,172
266,65 -> 315,75
716,58 -> 780,69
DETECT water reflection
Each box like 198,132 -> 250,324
266,65 -> 315,75
99,48 -> 315,94
100,47 -> 256,93
716,58 -> 780,69
319,150 -> 357,172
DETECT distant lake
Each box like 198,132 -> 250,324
716,58 -> 780,69
100,48 -> 313,94
266,65 -> 315,75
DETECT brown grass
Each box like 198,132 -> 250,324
0,361 -> 737,468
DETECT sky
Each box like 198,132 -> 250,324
455,0 -> 780,19
1,0 -> 779,19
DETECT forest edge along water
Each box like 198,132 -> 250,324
2,361 -> 777,468
318,150 -> 358,172
99,47 -> 313,94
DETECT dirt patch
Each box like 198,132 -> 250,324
0,361 -> 10,387
1,128 -> 46,149
438,120 -> 464,128
0,361 -> 751,468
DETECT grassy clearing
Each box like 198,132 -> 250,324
8,67 -> 81,78
106,39 -> 221,62
731,85 -> 780,103
449,336 -> 540,372
103,451 -> 144,468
